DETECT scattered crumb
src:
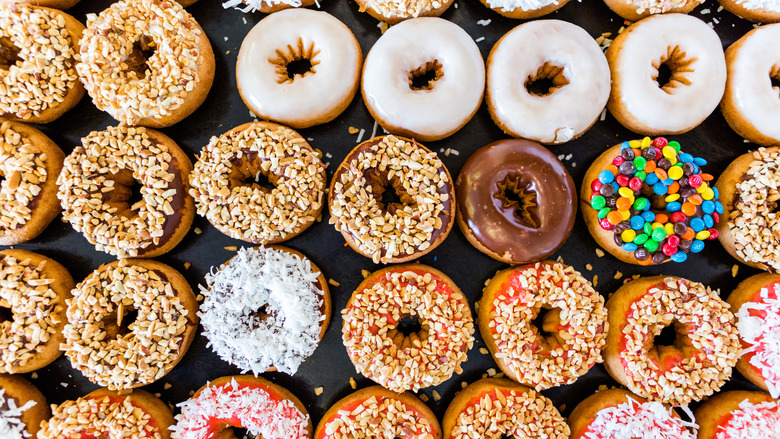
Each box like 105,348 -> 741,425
325,152 -> 332,159
565,154 -> 572,160
600,108 -> 607,121
593,275 -> 599,287
154,392 -> 162,398
60,382 -> 68,388
732,264 -> 739,277
454,2 -> 458,6
444,148 -> 452,157
474,301 -> 480,312
315,387 -> 324,396
308,137 -> 314,141
632,274 -> 640,280
189,390 -> 195,396
487,368 -> 496,377
196,294 -> 204,301
595,248 -> 605,257
475,36 -> 485,43
572,163 -> 576,168
614,271 -> 623,280
585,264 -> 593,271
432,390 -> 441,401
349,377 -> 356,389
225,50 -> 230,55
598,384 -> 610,391
477,19 -> 491,26
560,403 -> 567,412
224,36 -> 228,41
700,8 -> 710,13
479,347 -> 489,355
164,382 -> 172,390
183,262 -> 191,270
328,279 -> 340,287
461,381 -> 468,389
31,372 -> 38,379
494,372 -> 505,378
717,5 -> 724,11
378,21 -> 388,34
348,126 -> 359,135
556,255 -> 564,263
420,393 -> 429,402
242,16 -> 247,24
224,246 -> 238,251
371,120 -> 378,139
481,373 -> 487,379
194,227 -> 202,235
361,269 -> 371,278
356,128 -> 366,143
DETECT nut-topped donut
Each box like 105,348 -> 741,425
38,388 -> 175,439
477,0 -> 569,18
0,250 -> 73,374
478,261 -> 608,390
172,375 -> 312,439
190,122 -> 327,244
456,139 -> 577,265
0,121 -> 65,245
355,0 -> 453,23
603,0 -> 703,20
0,374 -> 49,439
62,259 -> 198,391
315,386 -> 441,439
57,125 -> 195,258
342,264 -> 474,392
716,147 -> 780,272
329,135 -> 455,264
77,0 -> 215,128
604,275 -> 741,406
1,0 -> 81,9
695,390 -> 779,439
727,273 -> 780,397
0,4 -> 84,123
442,378 -> 569,439
568,388 -> 697,439
582,137 -> 722,265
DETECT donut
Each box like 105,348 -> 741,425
478,261 -> 608,390
478,0 -> 568,18
0,121 -> 65,245
695,390 -> 779,439
721,25 -> 780,146
0,0 -> 81,9
716,147 -> 780,273
361,18 -> 485,142
606,14 -> 726,136
456,139 -> 576,264
329,135 -> 455,264
718,0 -> 780,23
236,9 -> 361,129
0,4 -> 84,123
38,388 -> 175,438
355,0 -> 452,23
61,259 -> 198,391
0,249 -> 73,374
77,0 -> 215,128
224,0 -> 321,14
604,275 -> 741,406
581,137 -> 722,265
568,388 -> 696,439
200,245 -> 330,375
172,375 -> 312,439
342,264 -> 473,392
603,0 -> 703,21
486,20 -> 610,144
315,386 -> 440,439
57,125 -> 195,258
0,374 -> 49,439
727,273 -> 780,397
190,122 -> 327,244
442,378 -> 569,439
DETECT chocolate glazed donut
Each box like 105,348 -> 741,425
456,139 -> 577,265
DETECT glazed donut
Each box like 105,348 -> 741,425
38,388 -> 174,439
0,4 -> 84,123
478,261 -> 608,390
200,246 -> 331,375
581,137 -> 722,265
478,0 -> 568,18
603,0 -> 703,20
568,388 -> 696,439
190,122 -> 327,244
718,0 -> 780,22
0,121 -> 65,245
77,0 -> 215,128
57,125 -> 195,258
224,0 -> 320,14
442,378 -> 569,439
62,259 -> 198,391
0,375 -> 49,439
695,390 -> 779,439
329,135 -> 455,264
237,9 -> 361,129
342,264 -> 473,392
355,0 -> 452,23
172,375 -> 312,439
0,250 -> 73,374
606,14 -> 726,136
456,139 -> 576,264
721,25 -> 780,146
0,0 -> 81,9
486,20 -> 610,144
715,147 -> 780,272
604,275 -> 740,406
361,18 -> 485,142
315,386 -> 440,439
727,273 -> 780,397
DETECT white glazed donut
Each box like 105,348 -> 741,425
361,17 -> 485,142
486,20 -> 610,145
236,9 -> 362,129
721,24 -> 780,146
606,14 -> 726,136
717,0 -> 780,23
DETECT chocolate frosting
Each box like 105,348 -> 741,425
456,139 -> 576,264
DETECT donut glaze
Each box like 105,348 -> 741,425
695,391 -> 779,439
456,139 -> 576,265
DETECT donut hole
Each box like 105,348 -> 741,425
103,170 -> 147,221
228,156 -> 279,193
242,170 -> 276,192
0,37 -> 21,71
391,312 -> 430,350
653,323 -> 678,347
125,35 -> 157,79
249,303 -> 277,329
285,58 -> 314,80
652,47 -> 695,94
496,175 -> 540,229
104,305 -> 139,339
525,62 -> 569,97
770,65 -> 780,95
270,38 -> 320,84
396,315 -> 423,336
530,305 -> 564,349
408,60 -> 444,91
366,169 -> 416,214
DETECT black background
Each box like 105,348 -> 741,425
11,0 -> 770,430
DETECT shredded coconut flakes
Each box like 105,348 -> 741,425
736,283 -> 780,398
0,389 -> 35,439
717,399 -> 780,439
584,396 -> 697,439
222,0 -> 304,11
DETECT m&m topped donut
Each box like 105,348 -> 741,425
581,137 -> 723,265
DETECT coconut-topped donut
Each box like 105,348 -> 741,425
223,0 -> 320,13
200,246 -> 331,376
718,0 -> 780,23
172,375 -> 312,439
696,391 -> 779,439
603,0 -> 703,20
62,259 -> 198,391
442,378 -> 569,439
329,135 -> 455,264
0,375 -> 49,439
355,0 -> 453,23
190,122 -> 327,244
57,125 -> 195,258
478,0 -> 569,18
0,250 -> 73,374
342,264 -> 473,392
77,0 -> 215,127
604,276 -> 741,406
478,261 -> 608,390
